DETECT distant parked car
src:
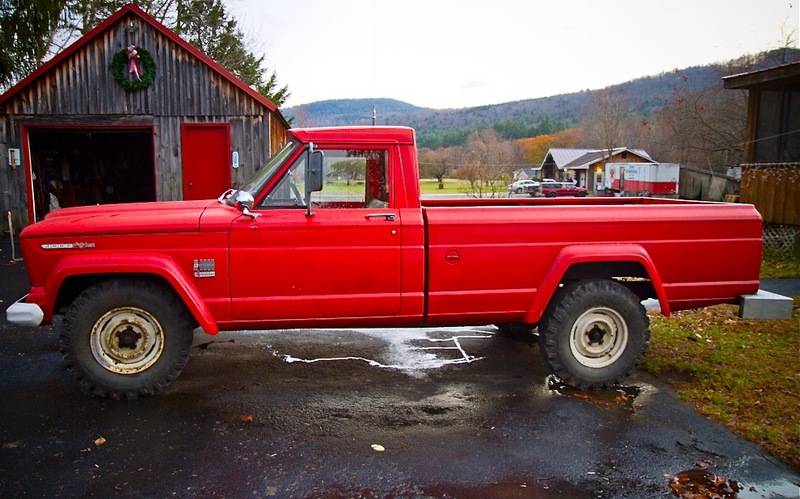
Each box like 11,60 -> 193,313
509,179 -> 540,194
538,181 -> 588,197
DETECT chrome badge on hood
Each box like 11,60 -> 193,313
41,242 -> 96,250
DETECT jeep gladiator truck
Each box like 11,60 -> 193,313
7,127 -> 763,398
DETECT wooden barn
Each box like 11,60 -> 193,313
0,3 -> 289,227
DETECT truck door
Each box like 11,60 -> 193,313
228,146 -> 402,322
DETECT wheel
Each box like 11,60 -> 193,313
545,192 -> 557,198
59,279 -> 195,398
515,188 -> 523,194
538,279 -> 649,389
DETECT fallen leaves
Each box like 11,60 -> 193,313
370,444 -> 385,452
240,415 -> 253,423
94,437 -> 107,446
667,468 -> 740,499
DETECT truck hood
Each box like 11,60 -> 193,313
22,200 -> 218,238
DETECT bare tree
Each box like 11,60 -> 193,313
456,129 -> 522,197
418,147 -> 452,189
586,88 -> 628,156
632,62 -> 750,170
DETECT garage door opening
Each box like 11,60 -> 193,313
27,128 -> 156,221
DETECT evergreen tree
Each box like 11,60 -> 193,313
0,0 -> 66,88
0,0 -> 289,106
175,0 -> 289,106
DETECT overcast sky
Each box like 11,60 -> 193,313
228,0 -> 798,109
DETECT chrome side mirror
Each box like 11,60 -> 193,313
233,190 -> 260,219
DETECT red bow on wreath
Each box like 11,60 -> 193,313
125,44 -> 142,81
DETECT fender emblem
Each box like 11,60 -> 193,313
193,259 -> 215,278
41,242 -> 96,250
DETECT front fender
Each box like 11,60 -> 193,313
523,244 -> 670,324
40,253 -> 218,334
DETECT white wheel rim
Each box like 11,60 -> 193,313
90,307 -> 164,375
569,306 -> 629,368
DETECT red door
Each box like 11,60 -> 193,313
181,123 -> 231,200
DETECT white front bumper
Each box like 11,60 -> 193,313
6,296 -> 44,327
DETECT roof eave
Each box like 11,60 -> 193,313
722,61 -> 800,89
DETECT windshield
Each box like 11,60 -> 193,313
234,140 -> 300,201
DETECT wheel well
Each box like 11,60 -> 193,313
54,274 -> 197,326
560,262 -> 657,301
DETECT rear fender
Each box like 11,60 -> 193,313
44,253 -> 218,334
524,244 -> 670,324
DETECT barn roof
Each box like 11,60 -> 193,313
722,60 -> 800,89
0,3 -> 282,118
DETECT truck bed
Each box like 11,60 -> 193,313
421,197 -> 762,324
421,196 -> 710,208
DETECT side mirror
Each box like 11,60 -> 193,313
233,190 -> 259,219
305,143 -> 324,216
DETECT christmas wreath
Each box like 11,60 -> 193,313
111,45 -> 156,91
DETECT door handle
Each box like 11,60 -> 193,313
365,213 -> 396,221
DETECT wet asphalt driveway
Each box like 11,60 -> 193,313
0,259 -> 798,499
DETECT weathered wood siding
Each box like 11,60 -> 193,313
678,166 -> 739,202
0,12 -> 288,226
741,165 -> 800,225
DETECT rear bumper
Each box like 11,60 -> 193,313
6,295 -> 44,327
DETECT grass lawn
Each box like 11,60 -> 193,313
419,179 -> 477,194
761,252 -> 800,279
644,297 -> 800,469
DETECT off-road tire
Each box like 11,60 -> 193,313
538,279 -> 649,389
59,280 -> 194,399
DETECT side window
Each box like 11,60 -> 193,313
261,149 -> 389,209
261,155 -> 306,208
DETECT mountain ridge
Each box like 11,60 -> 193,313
284,49 -> 800,148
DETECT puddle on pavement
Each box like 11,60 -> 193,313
545,374 -> 643,411
668,468 -> 741,498
264,327 -> 495,373
668,469 -> 800,499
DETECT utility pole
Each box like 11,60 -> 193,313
372,106 -> 377,126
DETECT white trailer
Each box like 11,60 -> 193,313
603,163 -> 680,196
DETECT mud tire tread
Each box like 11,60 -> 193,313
538,279 -> 650,390
58,279 -> 193,399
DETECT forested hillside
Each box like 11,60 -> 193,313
286,98 -> 430,127
285,48 -> 800,149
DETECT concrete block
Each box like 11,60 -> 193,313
739,290 -> 794,320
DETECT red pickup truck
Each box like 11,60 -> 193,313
7,127 -> 762,398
